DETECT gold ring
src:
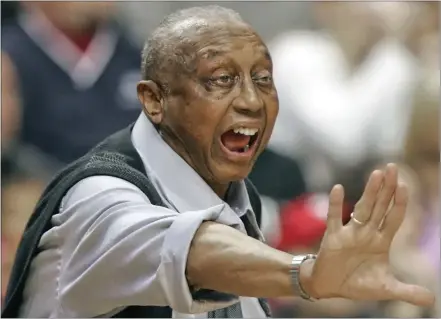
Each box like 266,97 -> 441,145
350,212 -> 366,226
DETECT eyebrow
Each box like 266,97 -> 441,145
198,48 -> 228,60
198,47 -> 272,62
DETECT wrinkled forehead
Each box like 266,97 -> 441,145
197,34 -> 270,70
197,36 -> 269,59
157,18 -> 271,84
178,21 -> 268,61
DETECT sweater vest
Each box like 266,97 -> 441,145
2,125 -> 270,318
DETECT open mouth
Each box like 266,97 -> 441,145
220,127 -> 260,155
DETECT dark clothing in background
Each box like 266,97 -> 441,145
1,2 -> 19,26
249,148 -> 306,202
2,19 -> 142,177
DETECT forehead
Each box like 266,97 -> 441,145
195,28 -> 270,64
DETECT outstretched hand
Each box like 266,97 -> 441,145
306,163 -> 435,307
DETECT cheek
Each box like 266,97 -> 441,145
255,96 -> 278,152
172,102 -> 221,150
167,83 -> 232,149
264,93 -> 279,132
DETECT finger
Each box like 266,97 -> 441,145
380,183 -> 408,239
352,170 -> 384,224
388,281 -> 435,307
369,163 -> 398,227
327,184 -> 344,232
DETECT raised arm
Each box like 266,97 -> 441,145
48,175 -> 306,317
188,164 -> 434,307
44,164 -> 434,318
47,176 -> 239,317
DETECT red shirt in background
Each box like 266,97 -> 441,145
275,194 -> 353,251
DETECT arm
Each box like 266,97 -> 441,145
53,176 -> 310,317
269,35 -> 418,165
187,221 -> 313,298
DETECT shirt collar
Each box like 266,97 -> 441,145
131,114 -> 253,216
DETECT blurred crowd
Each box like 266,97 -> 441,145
1,2 -> 439,317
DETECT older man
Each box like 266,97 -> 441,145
3,6 -> 434,318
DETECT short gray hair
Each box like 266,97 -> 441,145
140,5 -> 246,94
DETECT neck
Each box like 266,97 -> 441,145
159,128 -> 230,198
65,29 -> 97,52
35,10 -> 100,52
206,178 -> 230,200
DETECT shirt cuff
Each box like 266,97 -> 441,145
157,204 -> 240,314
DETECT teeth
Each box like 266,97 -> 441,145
233,127 -> 258,136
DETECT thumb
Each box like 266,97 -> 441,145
389,281 -> 435,307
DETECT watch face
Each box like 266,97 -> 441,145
293,255 -> 307,263
291,256 -> 304,270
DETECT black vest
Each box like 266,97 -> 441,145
2,125 -> 269,318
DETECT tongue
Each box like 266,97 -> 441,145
221,130 -> 251,152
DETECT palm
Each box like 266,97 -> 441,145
316,229 -> 391,299
307,164 -> 435,307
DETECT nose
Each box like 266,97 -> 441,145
232,78 -> 264,115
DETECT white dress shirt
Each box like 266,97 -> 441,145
19,115 -> 268,318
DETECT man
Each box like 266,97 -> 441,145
1,2 -> 141,179
3,6 -> 434,318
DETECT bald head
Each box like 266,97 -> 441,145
141,6 -> 251,94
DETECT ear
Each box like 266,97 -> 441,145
137,80 -> 164,124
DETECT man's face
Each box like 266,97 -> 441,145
30,2 -> 114,32
143,24 -> 279,187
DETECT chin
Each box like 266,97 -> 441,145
213,164 -> 253,184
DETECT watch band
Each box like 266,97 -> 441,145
290,254 -> 317,301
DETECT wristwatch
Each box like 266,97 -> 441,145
290,254 -> 317,301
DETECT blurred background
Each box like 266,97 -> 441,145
1,1 -> 439,317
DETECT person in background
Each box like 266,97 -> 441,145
1,1 -> 142,180
405,20 -> 439,312
381,165 -> 435,318
268,2 -> 432,192
248,148 -> 307,242
391,78 -> 439,318
360,72 -> 439,317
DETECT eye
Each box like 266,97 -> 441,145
253,71 -> 273,86
257,75 -> 273,83
209,74 -> 236,87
